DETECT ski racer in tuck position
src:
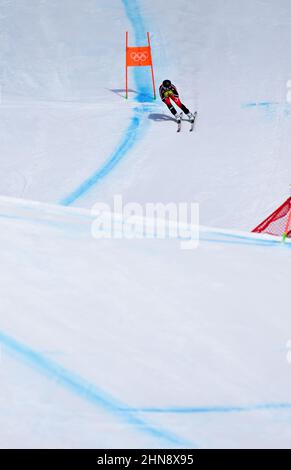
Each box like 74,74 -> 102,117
159,79 -> 196,131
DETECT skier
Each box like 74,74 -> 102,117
159,80 -> 195,125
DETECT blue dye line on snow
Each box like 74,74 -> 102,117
0,329 -> 289,440
60,0 -> 155,206
203,229 -> 290,246
122,0 -> 155,103
126,403 -> 291,414
243,102 -> 291,120
60,108 -> 147,206
122,0 -> 146,44
199,236 -> 286,248
0,331 -> 190,447
0,211 -> 290,249
242,101 -> 278,109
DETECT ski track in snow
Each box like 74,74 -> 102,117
60,0 -> 156,206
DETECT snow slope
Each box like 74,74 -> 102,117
0,197 -> 290,449
1,0 -> 291,227
0,0 -> 291,449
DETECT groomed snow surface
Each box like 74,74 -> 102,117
0,0 -> 291,449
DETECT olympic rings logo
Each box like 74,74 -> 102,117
130,51 -> 148,62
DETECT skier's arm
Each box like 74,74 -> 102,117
170,85 -> 179,97
159,86 -> 167,101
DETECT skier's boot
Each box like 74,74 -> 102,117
187,112 -> 195,122
175,112 -> 183,123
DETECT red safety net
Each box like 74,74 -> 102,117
252,197 -> 291,238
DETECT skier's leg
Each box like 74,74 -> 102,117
172,96 -> 195,122
172,97 -> 190,115
164,97 -> 178,117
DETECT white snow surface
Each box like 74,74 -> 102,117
0,0 -> 291,449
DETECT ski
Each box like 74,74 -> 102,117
176,112 -> 183,133
189,111 -> 197,132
